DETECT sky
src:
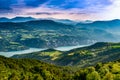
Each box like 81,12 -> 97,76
0,0 -> 120,20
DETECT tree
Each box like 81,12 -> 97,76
86,71 -> 101,80
103,72 -> 113,80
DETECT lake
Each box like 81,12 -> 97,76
0,45 -> 90,57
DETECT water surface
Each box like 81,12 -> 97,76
0,45 -> 89,57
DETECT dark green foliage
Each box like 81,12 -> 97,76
73,61 -> 120,80
0,56 -> 73,80
1,56 -> 120,80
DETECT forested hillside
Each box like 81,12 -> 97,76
1,56 -> 120,80
0,56 -> 73,80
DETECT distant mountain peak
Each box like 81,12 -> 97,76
12,16 -> 35,19
0,17 -> 36,22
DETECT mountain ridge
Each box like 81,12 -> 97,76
11,42 -> 120,67
0,17 -> 36,22
1,55 -> 120,80
0,18 -> 119,51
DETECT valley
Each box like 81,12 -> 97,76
0,44 -> 89,57
0,17 -> 120,80
0,18 -> 120,52
12,42 -> 120,67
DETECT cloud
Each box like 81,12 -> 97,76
100,0 -> 120,20
0,0 -> 17,9
46,0 -> 85,9
46,0 -> 112,10
27,12 -> 62,15
0,0 -> 18,13
0,0 -> 120,20
24,0 -> 48,7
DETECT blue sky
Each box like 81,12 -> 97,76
0,0 -> 120,20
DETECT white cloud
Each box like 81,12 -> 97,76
0,0 -> 120,21
97,0 -> 120,20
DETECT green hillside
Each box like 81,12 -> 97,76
0,56 -> 73,80
1,56 -> 120,80
12,42 -> 120,67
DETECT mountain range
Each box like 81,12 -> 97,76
76,19 -> 120,34
0,17 -> 36,22
0,17 -> 120,51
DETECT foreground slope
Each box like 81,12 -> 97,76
12,42 -> 120,67
1,56 -> 120,80
0,56 -> 73,80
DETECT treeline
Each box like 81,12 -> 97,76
0,56 -> 120,80
0,56 -> 74,80
74,61 -> 120,80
